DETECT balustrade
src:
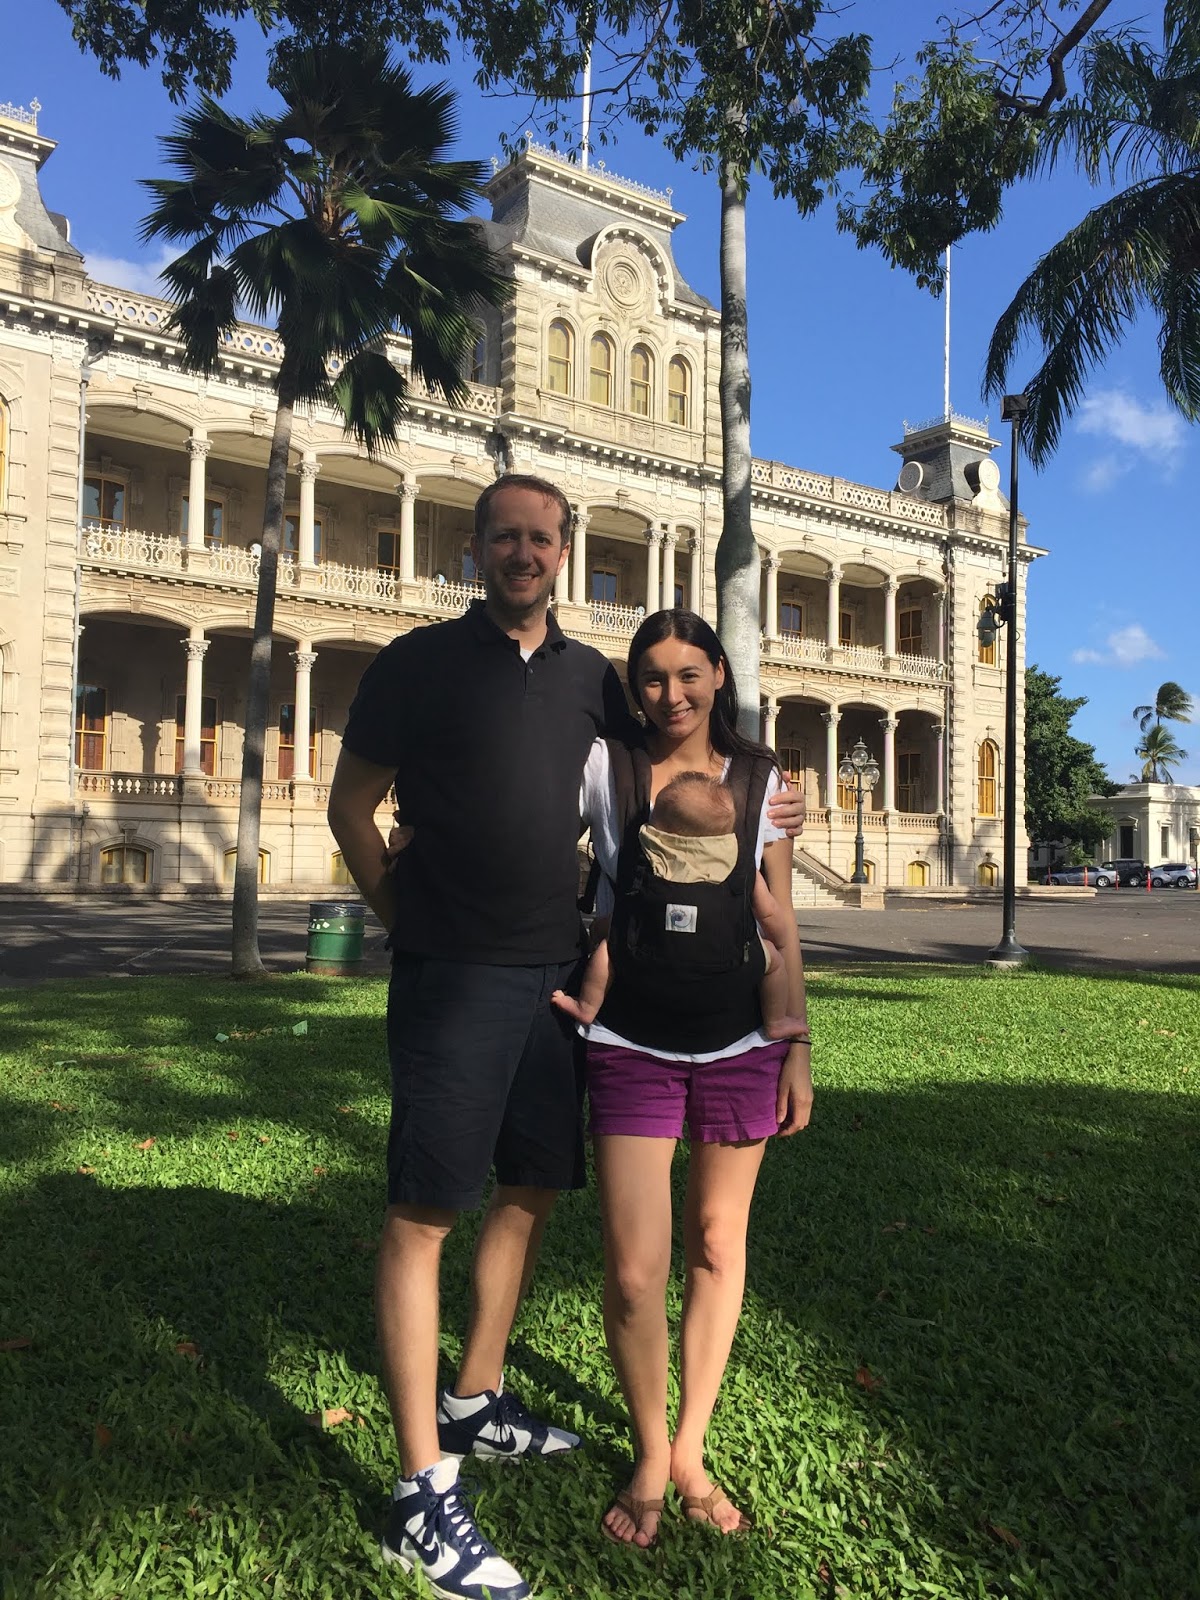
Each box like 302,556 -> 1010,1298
589,601 -> 646,636
76,772 -> 181,799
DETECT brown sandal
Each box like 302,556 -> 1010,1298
601,1488 -> 666,1548
681,1485 -> 752,1533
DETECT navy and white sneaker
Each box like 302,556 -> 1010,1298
381,1457 -> 530,1600
437,1381 -> 580,1462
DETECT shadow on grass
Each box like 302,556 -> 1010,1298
2,1030 -> 1198,1596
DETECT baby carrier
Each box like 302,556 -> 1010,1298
596,739 -> 775,1053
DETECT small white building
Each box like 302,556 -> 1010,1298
1089,783 -> 1200,867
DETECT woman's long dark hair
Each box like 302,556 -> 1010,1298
626,608 -> 778,767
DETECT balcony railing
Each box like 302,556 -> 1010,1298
589,601 -> 646,635
762,634 -> 946,682
77,772 -> 182,800
750,458 -> 949,529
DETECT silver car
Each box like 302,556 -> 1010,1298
1149,862 -> 1197,888
1046,864 -> 1115,887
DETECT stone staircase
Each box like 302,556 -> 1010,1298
789,847 -> 848,910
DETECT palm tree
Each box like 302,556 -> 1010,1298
1134,680 -> 1194,732
142,43 -> 509,976
1137,723 -> 1188,782
984,2 -> 1200,465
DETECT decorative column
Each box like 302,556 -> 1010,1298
571,510 -> 590,605
644,525 -> 662,613
822,708 -> 841,809
397,476 -> 418,582
764,553 -> 781,643
687,532 -> 703,614
291,642 -> 317,782
826,566 -> 842,649
181,629 -> 210,775
763,696 -> 780,751
879,715 -> 898,813
298,454 -> 320,568
185,432 -> 210,549
661,528 -> 678,609
934,586 -> 947,661
883,577 -> 898,660
933,723 -> 946,815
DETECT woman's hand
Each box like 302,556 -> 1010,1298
776,1042 -> 813,1135
768,779 -> 805,838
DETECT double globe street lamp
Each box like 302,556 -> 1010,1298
838,739 -> 881,885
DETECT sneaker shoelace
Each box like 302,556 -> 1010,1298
429,1488 -> 494,1561
490,1390 -> 539,1447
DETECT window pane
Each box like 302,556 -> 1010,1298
378,529 -> 400,570
780,602 -> 802,636
83,479 -> 101,524
667,358 -> 689,427
591,568 -> 618,603
898,608 -> 922,655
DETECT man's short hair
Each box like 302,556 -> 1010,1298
652,772 -> 737,838
474,474 -> 573,546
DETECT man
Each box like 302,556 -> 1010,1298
328,475 -> 803,1599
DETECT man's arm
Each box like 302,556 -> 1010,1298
327,748 -> 400,931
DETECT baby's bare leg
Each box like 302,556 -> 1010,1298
551,939 -> 611,1025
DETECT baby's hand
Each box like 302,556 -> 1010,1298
384,823 -> 414,863
551,989 -> 594,1026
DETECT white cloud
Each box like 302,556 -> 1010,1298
77,243 -> 178,296
1071,623 -> 1166,668
1076,388 -> 1186,490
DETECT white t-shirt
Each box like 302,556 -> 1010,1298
577,738 -> 789,1062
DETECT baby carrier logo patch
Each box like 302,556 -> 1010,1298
665,903 -> 699,934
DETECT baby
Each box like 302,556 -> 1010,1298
553,770 -> 806,1038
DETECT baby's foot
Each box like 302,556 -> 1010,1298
764,1015 -> 811,1042
550,990 -> 595,1026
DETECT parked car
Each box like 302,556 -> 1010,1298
1100,858 -> 1148,886
1149,862 -> 1198,888
1046,864 -> 1115,887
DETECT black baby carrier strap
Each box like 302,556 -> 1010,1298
597,740 -> 775,1053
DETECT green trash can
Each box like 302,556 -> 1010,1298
305,900 -> 365,975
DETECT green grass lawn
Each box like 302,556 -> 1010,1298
1,967 -> 1198,1600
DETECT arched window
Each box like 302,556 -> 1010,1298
589,334 -> 614,406
978,597 -> 996,665
977,861 -> 998,886
470,335 -> 487,384
906,860 -> 929,886
75,685 -> 107,770
629,344 -> 654,417
0,397 -> 8,509
977,740 -> 999,816
100,845 -> 149,884
223,847 -> 269,884
546,320 -> 573,394
667,357 -> 690,427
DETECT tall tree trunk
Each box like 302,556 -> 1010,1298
231,366 -> 298,978
714,144 -> 761,740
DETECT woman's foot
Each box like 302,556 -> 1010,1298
671,1456 -> 750,1534
602,1456 -> 669,1548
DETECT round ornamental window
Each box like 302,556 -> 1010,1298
602,252 -> 648,310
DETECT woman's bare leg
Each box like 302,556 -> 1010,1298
594,1133 -> 676,1546
671,1138 -> 767,1531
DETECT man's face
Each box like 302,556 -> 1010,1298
472,486 -> 569,620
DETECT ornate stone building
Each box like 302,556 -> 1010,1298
0,102 -> 1036,898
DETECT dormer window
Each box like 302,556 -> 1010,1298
629,344 -> 653,417
589,333 -> 614,406
546,320 -> 573,394
667,356 -> 690,427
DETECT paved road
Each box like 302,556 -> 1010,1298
1,891 -> 1198,984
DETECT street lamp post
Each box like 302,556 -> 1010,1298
978,392 -> 1030,966
838,739 -> 881,885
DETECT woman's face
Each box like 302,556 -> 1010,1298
635,636 -> 725,745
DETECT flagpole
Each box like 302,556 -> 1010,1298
944,244 -> 951,418
581,46 -> 592,169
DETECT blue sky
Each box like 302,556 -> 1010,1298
8,1 -> 1194,784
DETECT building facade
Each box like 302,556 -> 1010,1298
0,102 -> 1037,898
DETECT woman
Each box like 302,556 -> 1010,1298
578,608 -> 812,1546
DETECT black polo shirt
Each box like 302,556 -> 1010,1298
343,601 -> 632,964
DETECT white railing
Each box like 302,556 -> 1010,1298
764,633 -> 829,663
318,563 -> 398,602
0,99 -> 40,127
893,812 -> 941,830
411,576 -> 484,615
521,139 -> 673,206
894,651 -> 947,681
750,458 -> 949,529
589,601 -> 646,635
80,525 -> 303,587
839,644 -> 887,673
77,772 -> 181,799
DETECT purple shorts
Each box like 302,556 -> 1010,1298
586,1039 -> 788,1143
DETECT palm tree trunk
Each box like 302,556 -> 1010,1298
714,139 -> 761,740
231,365 -> 298,978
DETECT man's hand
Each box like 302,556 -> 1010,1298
384,820 -> 415,863
768,779 -> 806,838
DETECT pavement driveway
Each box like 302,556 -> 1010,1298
1,892 -> 1198,985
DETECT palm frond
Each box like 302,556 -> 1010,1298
330,349 -> 409,456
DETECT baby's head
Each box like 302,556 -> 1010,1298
652,772 -> 736,837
